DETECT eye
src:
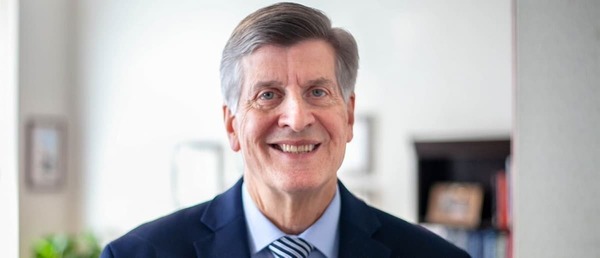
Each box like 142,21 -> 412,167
310,88 -> 327,97
259,91 -> 276,100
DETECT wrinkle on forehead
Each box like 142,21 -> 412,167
250,77 -> 335,91
240,40 -> 341,108
243,40 -> 336,79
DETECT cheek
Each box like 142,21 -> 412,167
237,113 -> 268,147
236,117 -> 250,147
322,121 -> 348,145
331,110 -> 352,142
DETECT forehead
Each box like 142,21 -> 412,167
241,40 -> 337,87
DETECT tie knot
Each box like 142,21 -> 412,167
268,236 -> 314,258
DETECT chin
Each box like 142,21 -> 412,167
275,173 -> 334,193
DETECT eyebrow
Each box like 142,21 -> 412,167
250,80 -> 283,91
305,77 -> 334,87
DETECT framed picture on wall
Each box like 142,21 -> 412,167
426,182 -> 483,228
25,117 -> 67,191
170,141 -> 224,208
339,115 -> 374,175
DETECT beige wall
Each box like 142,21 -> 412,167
18,0 -> 80,257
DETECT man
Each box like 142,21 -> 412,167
101,2 -> 470,258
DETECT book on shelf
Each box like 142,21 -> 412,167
492,155 -> 512,231
493,170 -> 509,230
421,225 -> 510,258
415,140 -> 512,257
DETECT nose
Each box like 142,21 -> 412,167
278,92 -> 315,132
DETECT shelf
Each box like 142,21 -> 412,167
414,139 -> 512,258
414,139 -> 511,229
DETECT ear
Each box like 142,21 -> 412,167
346,93 -> 355,143
223,105 -> 240,152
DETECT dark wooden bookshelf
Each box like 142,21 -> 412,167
414,139 -> 511,229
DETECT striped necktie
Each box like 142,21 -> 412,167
268,236 -> 314,258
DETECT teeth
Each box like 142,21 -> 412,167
279,144 -> 315,153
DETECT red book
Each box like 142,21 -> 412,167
495,171 -> 508,230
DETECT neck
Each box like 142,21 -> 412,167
245,177 -> 337,235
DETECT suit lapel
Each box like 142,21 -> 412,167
193,179 -> 250,258
337,181 -> 391,257
191,179 -> 391,257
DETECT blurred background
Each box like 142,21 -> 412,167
1,0 -> 598,257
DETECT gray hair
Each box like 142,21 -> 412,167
220,2 -> 359,114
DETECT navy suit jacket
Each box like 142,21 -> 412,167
101,179 -> 470,257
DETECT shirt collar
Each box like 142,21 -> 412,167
242,182 -> 340,258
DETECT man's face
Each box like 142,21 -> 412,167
224,39 -> 355,194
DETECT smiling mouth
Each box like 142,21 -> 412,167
271,144 -> 320,154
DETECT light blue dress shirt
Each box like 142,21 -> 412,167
242,183 -> 340,258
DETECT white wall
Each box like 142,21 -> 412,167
515,0 -> 600,257
76,0 -> 240,240
0,0 -> 19,257
358,0 -> 512,221
74,0 -> 511,243
17,0 -> 512,251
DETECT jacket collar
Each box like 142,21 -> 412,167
337,181 -> 391,257
193,179 -> 250,257
193,178 -> 390,257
